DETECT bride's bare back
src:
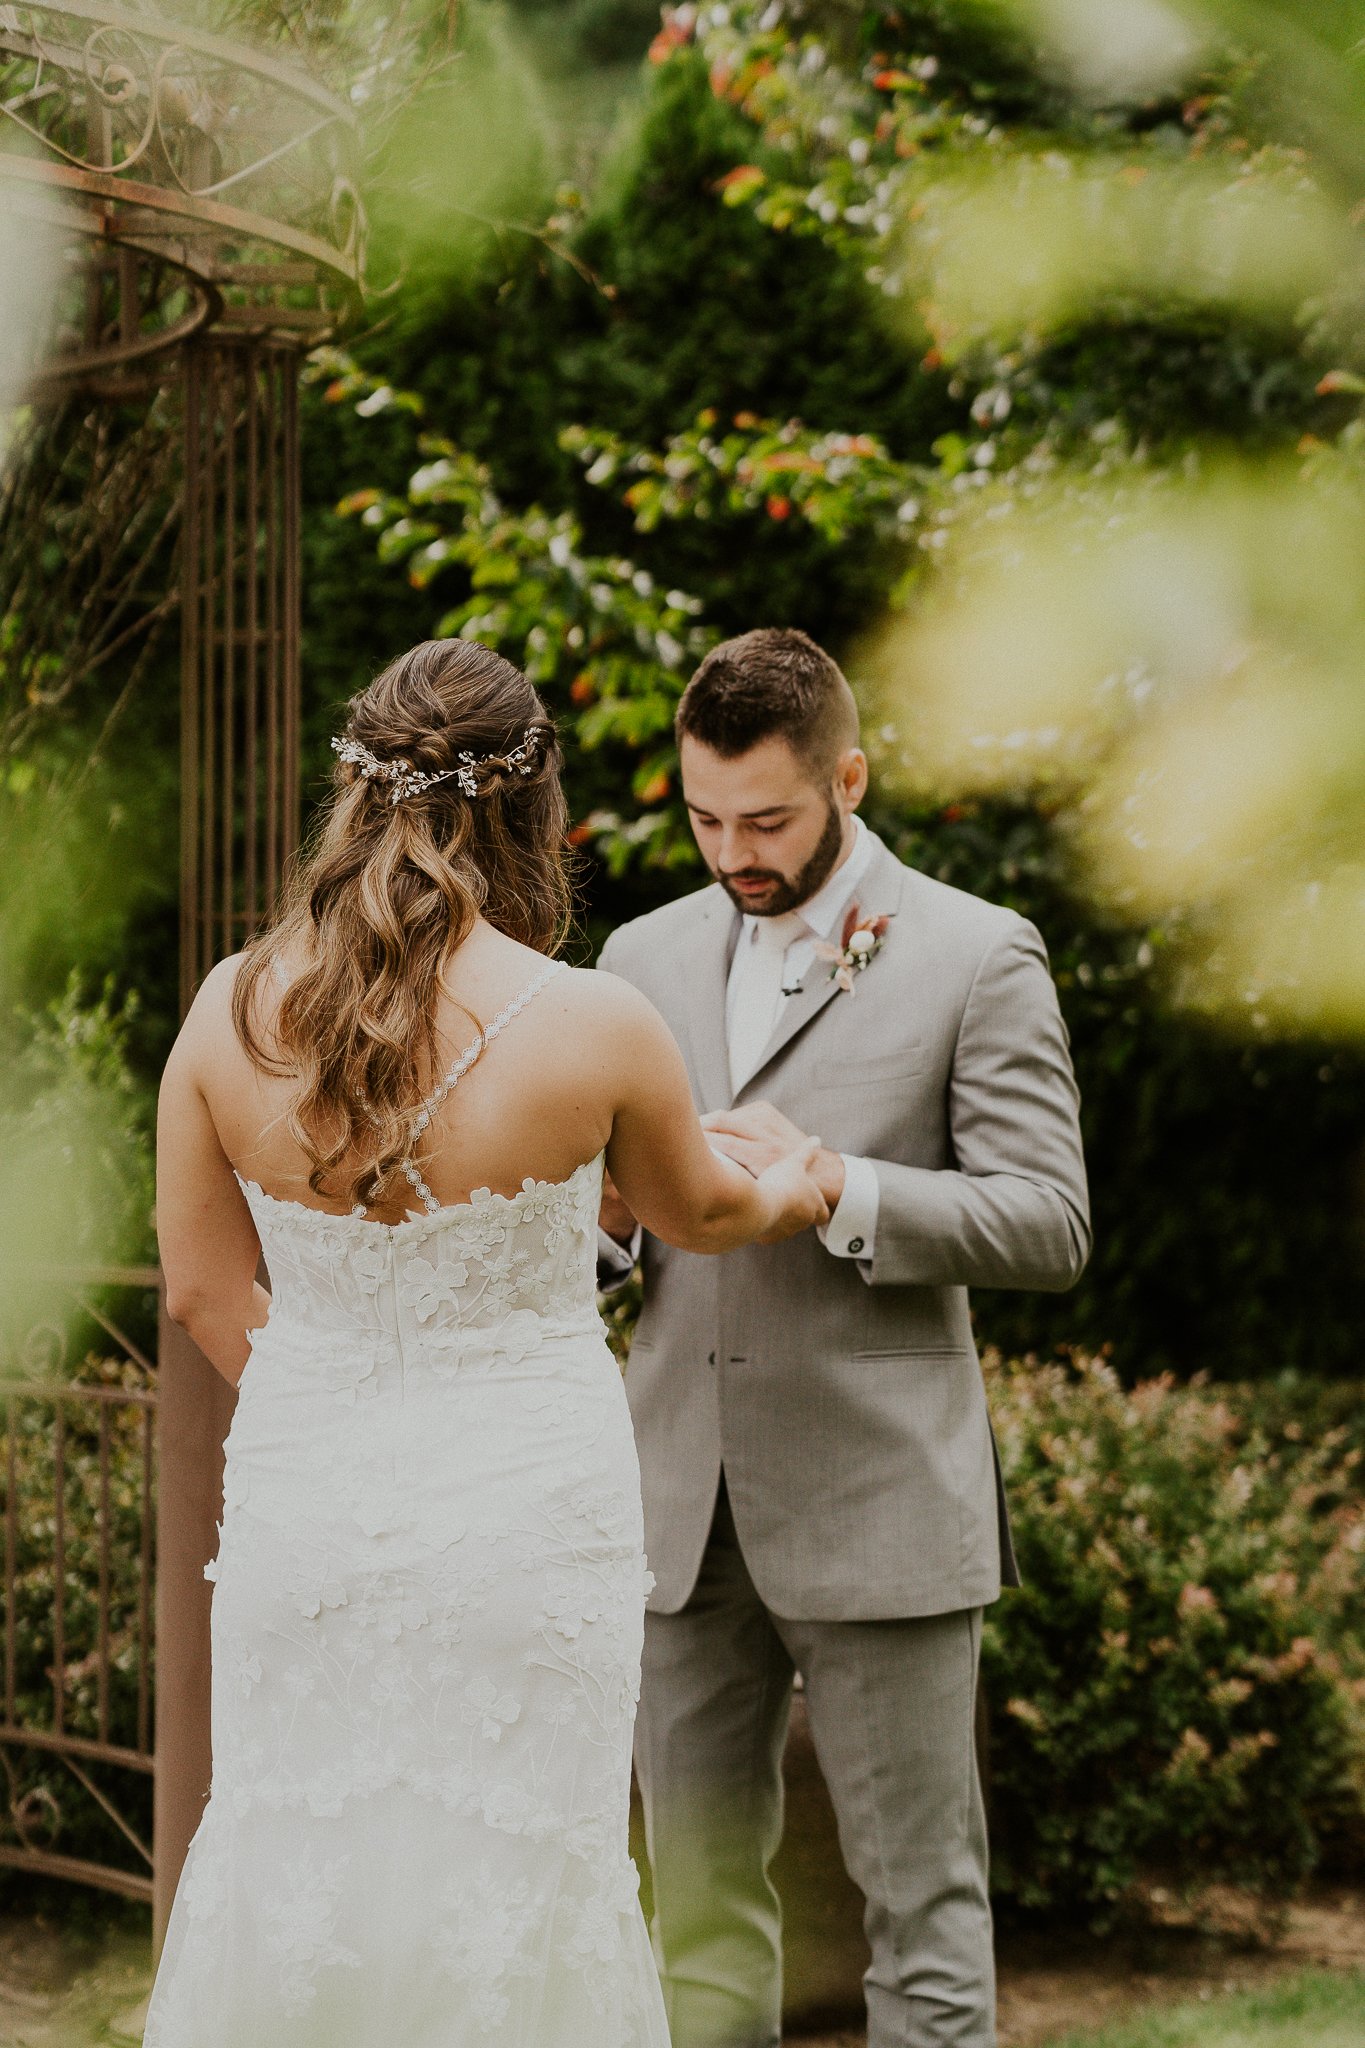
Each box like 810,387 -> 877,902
199,923 -> 628,1222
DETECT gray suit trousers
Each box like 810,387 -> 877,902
634,1479 -> 995,2048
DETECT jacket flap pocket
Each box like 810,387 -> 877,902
848,1346 -> 971,1362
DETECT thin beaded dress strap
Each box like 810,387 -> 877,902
371,959 -> 569,1219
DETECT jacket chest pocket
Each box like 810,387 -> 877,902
809,1048 -> 927,1090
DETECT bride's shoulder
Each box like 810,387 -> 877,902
549,961 -> 662,1037
181,951 -> 248,1026
177,948 -> 286,1061
548,959 -> 637,1010
161,953 -> 251,1088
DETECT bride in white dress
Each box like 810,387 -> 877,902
147,638 -> 826,2046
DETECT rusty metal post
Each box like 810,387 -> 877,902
178,340 -> 302,1010
155,337 -> 303,1953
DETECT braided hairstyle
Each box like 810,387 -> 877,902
232,639 -> 573,1212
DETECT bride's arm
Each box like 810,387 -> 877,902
600,975 -> 827,1254
157,971 -> 272,1386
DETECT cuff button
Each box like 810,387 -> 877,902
848,1237 -> 865,1255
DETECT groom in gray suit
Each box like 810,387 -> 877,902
597,629 -> 1090,2048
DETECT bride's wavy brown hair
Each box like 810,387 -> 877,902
232,638 -> 573,1211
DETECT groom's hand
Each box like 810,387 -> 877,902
702,1104 -> 847,1211
599,1169 -> 638,1245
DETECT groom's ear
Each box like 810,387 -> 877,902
834,747 -> 869,808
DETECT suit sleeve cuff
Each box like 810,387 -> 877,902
818,1154 -> 879,1262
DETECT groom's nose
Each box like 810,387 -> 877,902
717,823 -> 757,870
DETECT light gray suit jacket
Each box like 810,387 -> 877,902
598,830 -> 1091,1624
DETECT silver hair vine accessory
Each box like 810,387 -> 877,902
331,727 -> 544,804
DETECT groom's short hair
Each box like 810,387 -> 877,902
676,628 -> 859,779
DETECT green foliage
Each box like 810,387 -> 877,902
363,2 -> 557,300
570,47 -> 941,455
985,1353 -> 1365,1923
0,975 -> 156,1305
347,46 -> 947,522
567,0 -> 661,69
296,34 -> 962,775
316,352 -> 934,881
701,6 -> 1365,1034
315,351 -> 712,877
564,412 -> 918,541
700,0 -> 1342,449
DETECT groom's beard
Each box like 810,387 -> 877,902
717,799 -> 846,918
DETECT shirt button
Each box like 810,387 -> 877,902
848,1236 -> 865,1255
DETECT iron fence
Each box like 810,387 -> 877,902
0,1266 -> 159,1903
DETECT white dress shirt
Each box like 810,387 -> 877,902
725,815 -> 879,1263
598,815 -> 882,1278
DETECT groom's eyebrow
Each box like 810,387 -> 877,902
685,801 -> 797,821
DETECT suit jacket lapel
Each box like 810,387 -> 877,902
683,889 -> 742,1111
736,833 -> 908,1095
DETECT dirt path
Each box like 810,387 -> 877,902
0,1887 -> 1361,2047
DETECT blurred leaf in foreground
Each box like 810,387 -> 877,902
363,0 -> 556,296
1010,0 -> 1210,102
0,975 -> 154,1350
898,152 -> 1357,358
0,186 -> 58,473
871,452 -> 1365,1031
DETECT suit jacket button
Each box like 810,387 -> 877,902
848,1236 -> 865,1255
707,1350 -> 716,1367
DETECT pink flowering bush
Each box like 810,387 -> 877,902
984,1352 -> 1365,1924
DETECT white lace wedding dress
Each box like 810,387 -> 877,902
144,963 -> 669,2046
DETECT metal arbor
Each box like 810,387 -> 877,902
0,0 -> 361,1944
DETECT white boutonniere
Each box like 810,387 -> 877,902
814,903 -> 893,995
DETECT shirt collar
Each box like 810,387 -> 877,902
741,813 -> 874,947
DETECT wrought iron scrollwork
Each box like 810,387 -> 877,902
0,0 -> 364,383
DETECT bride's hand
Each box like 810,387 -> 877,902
754,1136 -> 830,1243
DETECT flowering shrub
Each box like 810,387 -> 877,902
561,412 -> 920,542
984,1352 -> 1365,1923
316,353 -> 924,879
686,0 -> 1335,454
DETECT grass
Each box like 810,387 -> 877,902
1046,1967 -> 1365,2048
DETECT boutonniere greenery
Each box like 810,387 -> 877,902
814,903 -> 892,995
